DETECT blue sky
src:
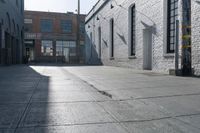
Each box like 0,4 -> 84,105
25,0 -> 98,14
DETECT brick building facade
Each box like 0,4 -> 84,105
85,0 -> 200,76
24,11 -> 86,64
0,0 -> 24,65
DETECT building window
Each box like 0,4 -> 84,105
61,20 -> 72,33
12,20 -> 16,34
0,0 -> 6,3
80,41 -> 85,59
56,41 -> 76,56
90,32 -> 93,57
41,40 -> 53,56
17,25 -> 20,37
129,4 -> 136,56
24,19 -> 33,32
110,19 -> 114,58
167,0 -> 178,53
80,21 -> 85,36
56,41 -> 63,56
21,0 -> 23,14
98,27 -> 101,58
40,19 -> 53,32
0,25 -> 1,65
24,24 -> 32,32
24,19 -> 32,24
6,13 -> 11,29
16,0 -> 19,6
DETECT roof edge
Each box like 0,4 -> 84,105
85,0 -> 110,24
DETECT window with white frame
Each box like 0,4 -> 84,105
41,40 -> 53,56
56,41 -> 76,56
24,19 -> 32,24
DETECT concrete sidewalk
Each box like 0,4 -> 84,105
0,65 -> 200,133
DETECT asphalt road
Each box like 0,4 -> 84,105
0,65 -> 200,133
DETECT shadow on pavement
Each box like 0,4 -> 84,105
0,65 -> 50,133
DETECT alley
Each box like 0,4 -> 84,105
0,65 -> 200,133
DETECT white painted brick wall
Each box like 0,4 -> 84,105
192,0 -> 200,75
86,0 -> 200,76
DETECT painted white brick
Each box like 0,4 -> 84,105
85,0 -> 200,76
192,0 -> 200,75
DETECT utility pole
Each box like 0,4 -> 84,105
175,20 -> 179,76
76,0 -> 80,63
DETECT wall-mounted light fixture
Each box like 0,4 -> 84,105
110,4 -> 114,9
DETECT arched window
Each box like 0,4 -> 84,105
110,18 -> 114,58
98,27 -> 101,58
16,0 -> 19,6
6,13 -> 11,32
21,0 -> 23,14
129,4 -> 136,56
17,24 -> 20,37
12,19 -> 16,34
21,29 -> 23,38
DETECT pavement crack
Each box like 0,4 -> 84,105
97,90 -> 113,98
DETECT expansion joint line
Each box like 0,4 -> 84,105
60,68 -> 131,133
13,68 -> 44,133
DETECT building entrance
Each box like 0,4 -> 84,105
143,28 -> 152,70
25,40 -> 35,62
63,48 -> 70,63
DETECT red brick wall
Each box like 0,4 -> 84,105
24,11 -> 86,63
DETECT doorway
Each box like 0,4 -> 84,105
26,47 -> 35,62
143,28 -> 152,70
63,47 -> 70,63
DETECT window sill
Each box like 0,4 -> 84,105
163,53 -> 175,57
128,56 -> 137,59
